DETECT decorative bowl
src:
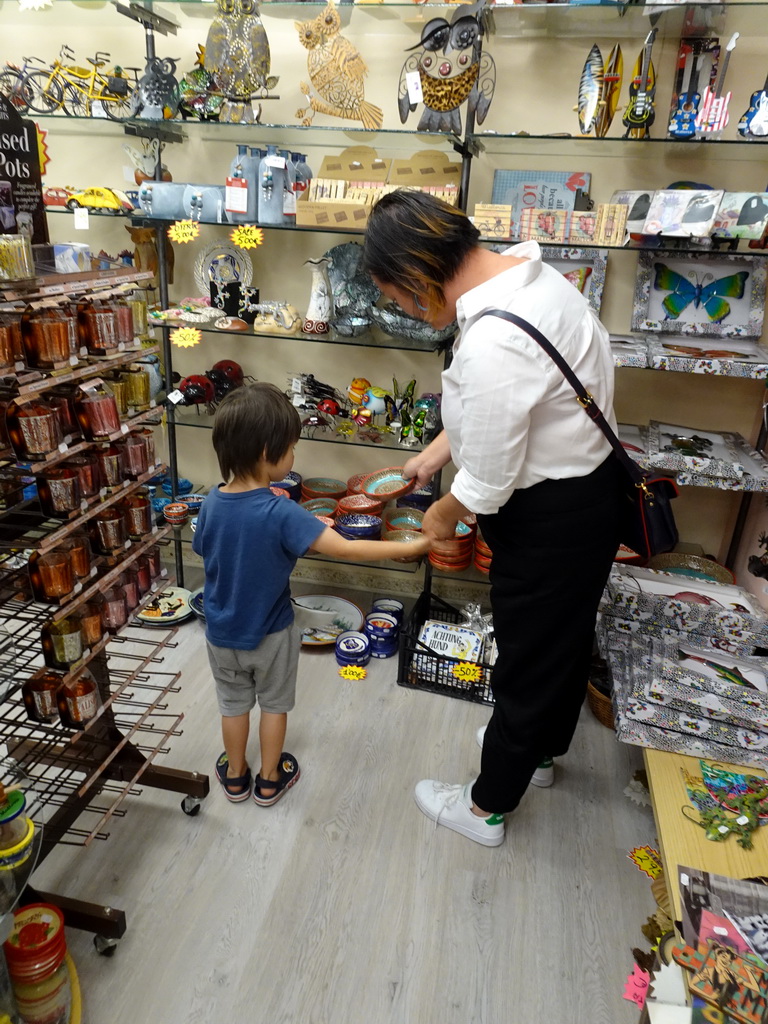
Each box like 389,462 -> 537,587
383,508 -> 424,533
314,515 -> 335,529
346,472 -> 367,495
335,513 -> 382,539
646,552 -> 735,585
397,485 -> 433,511
387,528 -> 425,562
160,476 -> 193,496
189,586 -> 205,620
182,493 -> 206,512
301,477 -> 347,500
300,497 -> 339,518
270,486 -> 290,499
360,467 -> 415,501
163,502 -> 189,524
270,470 -> 302,501
338,493 -> 384,516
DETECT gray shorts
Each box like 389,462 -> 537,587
206,622 -> 301,716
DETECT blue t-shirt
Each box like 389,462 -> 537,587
192,486 -> 325,650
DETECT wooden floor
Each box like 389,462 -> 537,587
35,608 -> 656,1024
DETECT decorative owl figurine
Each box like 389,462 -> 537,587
135,57 -> 180,120
295,1 -> 382,130
204,0 -> 278,123
398,1 -> 495,134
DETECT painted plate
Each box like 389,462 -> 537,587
136,587 -> 194,626
360,467 -> 415,501
193,242 -> 253,296
293,594 -> 365,646
189,587 -> 205,620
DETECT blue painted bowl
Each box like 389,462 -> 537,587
335,514 -> 383,537
161,476 -> 193,496
182,493 -> 206,513
271,470 -> 302,501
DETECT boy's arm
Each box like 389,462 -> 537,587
310,527 -> 431,563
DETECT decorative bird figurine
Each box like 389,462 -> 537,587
398,1 -> 495,134
295,0 -> 382,130
205,0 -> 278,123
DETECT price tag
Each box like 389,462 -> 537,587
291,377 -> 302,393
122,479 -> 130,488
718,825 -> 730,834
69,355 -> 79,367
58,442 -> 68,454
737,815 -> 750,825
73,581 -> 82,594
79,346 -> 88,357
99,487 -> 107,498
150,399 -> 156,408
90,566 -> 98,577
265,154 -> 286,169
73,207 -> 89,230
121,424 -> 129,434
291,394 -> 303,407
80,499 -> 88,511
118,342 -> 125,352
225,177 -> 249,214
283,190 -> 297,216
167,389 -> 184,405
123,164 -> 136,183
161,568 -> 168,577
124,539 -> 132,550
451,663 -> 482,683
405,70 -> 423,105
152,525 -> 158,534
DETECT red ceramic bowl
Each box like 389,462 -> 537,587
301,477 -> 347,501
337,493 -> 384,516
315,515 -> 335,529
270,486 -> 290,499
300,497 -> 339,518
346,473 -> 367,495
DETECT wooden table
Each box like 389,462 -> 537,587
644,749 -> 768,922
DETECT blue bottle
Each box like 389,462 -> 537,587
258,145 -> 286,226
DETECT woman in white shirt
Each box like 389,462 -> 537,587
363,190 -> 623,848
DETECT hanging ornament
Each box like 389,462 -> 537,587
171,327 -> 202,349
230,224 -> 264,250
168,220 -> 201,244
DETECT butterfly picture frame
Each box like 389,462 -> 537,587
632,251 -> 767,338
540,246 -> 608,316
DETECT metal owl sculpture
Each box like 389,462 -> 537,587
204,0 -> 278,123
295,0 -> 383,130
134,57 -> 180,120
398,1 -> 495,134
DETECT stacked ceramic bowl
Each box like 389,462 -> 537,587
337,493 -> 383,517
334,513 -> 382,541
301,477 -> 346,502
364,610 -> 399,658
163,502 -> 189,526
300,497 -> 339,518
335,630 -> 371,668
474,529 -> 492,575
428,521 -> 475,572
346,472 -> 367,496
382,507 -> 424,535
270,486 -> 290,499
396,482 -> 433,512
270,470 -> 302,502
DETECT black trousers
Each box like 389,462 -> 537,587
471,454 -> 623,814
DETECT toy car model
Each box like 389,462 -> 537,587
43,186 -> 75,208
65,187 -> 133,214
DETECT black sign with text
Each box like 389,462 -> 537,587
0,94 -> 48,245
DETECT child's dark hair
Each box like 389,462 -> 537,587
212,382 -> 301,481
362,189 -> 480,319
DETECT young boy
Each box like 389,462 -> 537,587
192,382 -> 431,806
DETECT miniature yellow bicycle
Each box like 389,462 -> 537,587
24,46 -> 137,120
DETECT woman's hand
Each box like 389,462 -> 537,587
402,430 -> 452,490
421,494 -> 464,542
402,451 -> 434,490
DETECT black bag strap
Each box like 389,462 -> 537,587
483,308 -> 646,485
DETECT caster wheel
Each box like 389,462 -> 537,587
181,795 -> 202,816
94,935 -> 118,957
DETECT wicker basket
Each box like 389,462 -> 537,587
587,680 -> 614,729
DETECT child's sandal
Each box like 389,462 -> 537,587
215,752 -> 252,803
252,752 -> 301,807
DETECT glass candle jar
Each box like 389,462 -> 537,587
119,569 -> 140,611
21,669 -> 63,723
57,669 -> 101,728
80,306 -> 118,354
76,385 -> 121,439
61,533 -> 91,578
93,508 -> 125,553
0,313 -> 20,370
100,587 -> 127,633
107,377 -> 128,415
23,313 -> 70,368
116,436 -> 148,478
122,495 -> 152,537
122,369 -> 151,411
145,545 -> 162,579
45,617 -> 83,668
9,400 -> 62,459
135,556 -> 151,595
134,428 -> 156,467
48,393 -> 79,440
64,452 -> 101,498
75,600 -> 103,647
113,301 -> 134,346
127,297 -> 148,338
36,467 -> 81,517
35,551 -> 73,599
95,445 -> 124,488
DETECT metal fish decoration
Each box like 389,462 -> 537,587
595,44 -> 623,138
577,43 -> 604,135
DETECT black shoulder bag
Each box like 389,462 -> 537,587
483,309 -> 679,561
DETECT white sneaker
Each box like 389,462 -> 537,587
414,779 -> 505,847
475,726 -> 555,789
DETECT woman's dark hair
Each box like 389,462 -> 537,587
212,382 -> 301,482
362,189 -> 480,318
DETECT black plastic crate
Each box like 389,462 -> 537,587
397,590 -> 494,706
